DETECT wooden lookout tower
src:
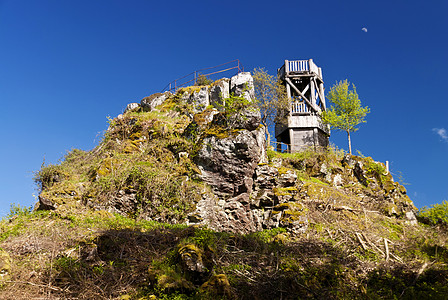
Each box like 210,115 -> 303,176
275,59 -> 330,152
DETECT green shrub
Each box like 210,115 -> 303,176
195,74 -> 213,86
7,204 -> 31,218
34,164 -> 66,190
418,200 -> 448,226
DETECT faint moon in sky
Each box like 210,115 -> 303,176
362,27 -> 368,32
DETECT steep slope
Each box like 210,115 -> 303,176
0,73 -> 447,299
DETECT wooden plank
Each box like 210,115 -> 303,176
313,78 -> 326,111
285,77 -> 318,113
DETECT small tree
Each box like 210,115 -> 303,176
253,68 -> 289,148
195,73 -> 213,86
322,80 -> 370,155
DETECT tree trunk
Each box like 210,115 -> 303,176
347,131 -> 352,155
265,125 -> 271,150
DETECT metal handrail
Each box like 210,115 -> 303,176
161,59 -> 244,93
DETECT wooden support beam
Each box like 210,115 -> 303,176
285,77 -> 318,113
310,78 -> 316,106
286,82 -> 292,116
300,84 -> 309,96
319,82 -> 326,111
313,78 -> 326,111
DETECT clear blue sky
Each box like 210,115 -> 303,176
1,0 -> 447,216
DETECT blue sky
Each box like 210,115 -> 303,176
0,0 -> 447,216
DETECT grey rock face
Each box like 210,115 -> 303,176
277,169 -> 298,188
209,79 -> 229,111
140,92 -> 171,112
405,211 -> 418,225
188,87 -> 210,113
254,165 -> 278,189
191,192 -> 262,234
230,72 -> 255,101
227,108 -> 261,132
103,189 -> 138,216
34,195 -> 57,211
195,127 -> 265,196
354,161 -> 368,186
124,103 -> 140,113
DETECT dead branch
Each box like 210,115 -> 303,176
5,281 -> 63,292
362,233 -> 385,257
233,269 -> 257,283
384,238 -> 390,261
355,232 -> 367,250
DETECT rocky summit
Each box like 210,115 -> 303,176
0,73 -> 447,299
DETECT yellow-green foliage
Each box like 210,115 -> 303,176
418,200 -> 448,226
200,274 -> 232,298
179,85 -> 202,94
273,186 -> 297,197
0,248 -> 11,283
194,74 -> 213,86
34,103 -> 206,222
302,181 -> 354,204
1,205 -> 448,299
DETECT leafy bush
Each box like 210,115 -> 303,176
195,74 -> 213,86
33,164 -> 66,191
418,200 -> 448,226
7,204 -> 31,218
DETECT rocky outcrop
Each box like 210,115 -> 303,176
195,127 -> 265,196
140,92 -> 171,112
187,86 -> 210,113
124,103 -> 139,113
34,72 -> 417,237
230,72 -> 254,101
209,79 -> 229,110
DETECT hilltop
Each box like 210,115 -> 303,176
0,73 -> 447,299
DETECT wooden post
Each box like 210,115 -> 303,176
284,60 -> 289,76
289,128 -> 294,152
286,83 -> 292,116
310,78 -> 316,108
319,82 -> 326,111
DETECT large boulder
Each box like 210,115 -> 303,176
195,126 -> 265,196
209,78 -> 230,111
140,92 -> 171,112
188,86 -> 210,113
124,102 -> 139,113
230,72 -> 255,101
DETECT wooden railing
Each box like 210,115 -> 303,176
278,59 -> 320,78
288,60 -> 309,72
291,100 -> 324,115
161,59 -> 243,93
291,101 -> 310,114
